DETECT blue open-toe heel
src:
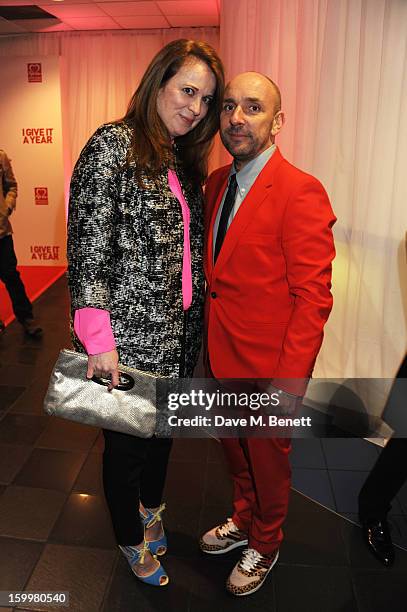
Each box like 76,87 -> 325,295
140,503 -> 167,556
119,541 -> 169,586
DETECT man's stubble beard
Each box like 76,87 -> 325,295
221,131 -> 257,164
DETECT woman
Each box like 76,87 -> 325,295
67,39 -> 224,586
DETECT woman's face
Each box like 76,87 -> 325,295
157,58 -> 216,139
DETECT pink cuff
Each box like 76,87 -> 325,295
74,307 -> 116,355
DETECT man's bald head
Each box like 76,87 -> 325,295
226,72 -> 282,113
220,72 -> 284,170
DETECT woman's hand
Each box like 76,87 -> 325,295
87,349 -> 119,391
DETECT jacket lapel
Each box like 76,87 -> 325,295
212,148 -> 284,277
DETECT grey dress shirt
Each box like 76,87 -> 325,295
213,144 -> 276,260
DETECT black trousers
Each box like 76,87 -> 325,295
103,429 -> 173,546
359,355 -> 407,522
0,235 -> 32,322
358,438 -> 407,522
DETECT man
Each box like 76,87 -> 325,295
200,73 -> 336,596
0,149 -> 42,336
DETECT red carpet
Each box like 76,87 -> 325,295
0,266 -> 66,325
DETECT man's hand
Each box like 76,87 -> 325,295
257,380 -> 302,416
270,385 -> 302,416
87,349 -> 119,391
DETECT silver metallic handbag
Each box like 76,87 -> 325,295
43,349 -> 160,437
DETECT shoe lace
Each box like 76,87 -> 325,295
239,548 -> 263,572
218,518 -> 239,537
145,503 -> 166,529
121,540 -> 150,565
138,540 -> 150,564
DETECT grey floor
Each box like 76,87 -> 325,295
1,275 -> 407,611
291,437 -> 407,551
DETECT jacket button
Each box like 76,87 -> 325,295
211,291 -> 217,299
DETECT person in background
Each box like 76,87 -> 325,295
68,39 -> 224,587
359,354 -> 407,566
200,72 -> 335,596
0,149 -> 42,337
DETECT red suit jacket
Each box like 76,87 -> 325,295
204,148 -> 336,392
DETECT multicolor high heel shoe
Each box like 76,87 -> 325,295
119,540 -> 169,586
140,503 -> 167,556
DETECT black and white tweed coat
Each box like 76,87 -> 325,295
67,122 -> 204,377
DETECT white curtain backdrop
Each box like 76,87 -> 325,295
0,28 -> 220,181
220,0 -> 407,379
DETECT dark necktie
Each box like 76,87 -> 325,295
214,174 -> 238,262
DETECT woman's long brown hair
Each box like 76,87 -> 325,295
122,39 -> 224,186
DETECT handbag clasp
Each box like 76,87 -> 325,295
91,372 -> 135,391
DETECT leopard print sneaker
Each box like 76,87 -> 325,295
226,547 -> 279,596
200,518 -> 248,554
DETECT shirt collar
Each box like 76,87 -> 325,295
229,144 -> 276,198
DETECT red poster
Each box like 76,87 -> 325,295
27,63 -> 42,83
35,187 -> 48,205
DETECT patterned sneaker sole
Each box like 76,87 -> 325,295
226,550 -> 279,596
200,537 -> 249,555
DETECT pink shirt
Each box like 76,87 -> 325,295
74,169 -> 192,354
167,169 -> 192,310
74,308 -> 116,355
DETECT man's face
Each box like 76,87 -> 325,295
220,73 -> 283,169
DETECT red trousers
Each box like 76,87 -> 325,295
221,437 -> 291,554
